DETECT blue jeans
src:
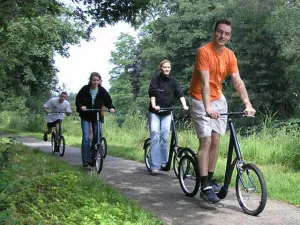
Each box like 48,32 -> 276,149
81,119 -> 102,164
149,112 -> 171,170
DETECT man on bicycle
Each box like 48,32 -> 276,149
189,19 -> 256,203
43,92 -> 72,142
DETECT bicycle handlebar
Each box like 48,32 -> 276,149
206,111 -> 253,118
159,106 -> 183,112
84,108 -> 110,112
48,112 -> 71,114
220,112 -> 246,116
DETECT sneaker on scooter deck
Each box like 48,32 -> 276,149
200,187 -> 220,204
211,179 -> 221,193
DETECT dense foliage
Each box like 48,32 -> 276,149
0,0 -> 151,113
0,0 -> 85,112
1,0 -> 300,124
109,0 -> 300,122
72,0 -> 152,28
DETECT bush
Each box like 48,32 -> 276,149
8,115 -> 27,131
0,111 -> 12,128
62,114 -> 82,136
26,113 -> 45,132
0,97 -> 29,113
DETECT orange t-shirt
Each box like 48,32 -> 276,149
189,42 -> 238,101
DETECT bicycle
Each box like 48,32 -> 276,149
84,108 -> 109,174
143,107 -> 186,177
48,112 -> 66,157
178,112 -> 267,216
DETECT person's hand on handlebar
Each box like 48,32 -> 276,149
153,105 -> 161,111
81,106 -> 87,111
206,109 -> 220,119
109,108 -> 115,113
244,104 -> 256,117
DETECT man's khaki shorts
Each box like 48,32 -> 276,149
189,95 -> 228,138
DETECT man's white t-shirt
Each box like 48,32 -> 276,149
44,98 -> 72,123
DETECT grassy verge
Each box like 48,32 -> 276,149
0,138 -> 163,225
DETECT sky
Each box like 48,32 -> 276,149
54,22 -> 137,93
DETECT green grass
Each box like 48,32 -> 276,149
0,138 -> 163,225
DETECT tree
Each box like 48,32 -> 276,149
0,0 -> 89,112
71,0 -> 152,29
269,0 -> 300,115
219,0 -> 295,116
0,0 -> 153,112
109,33 -> 145,115
138,0 -> 299,117
107,0 -> 300,121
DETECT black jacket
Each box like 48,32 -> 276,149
75,85 -> 115,122
148,74 -> 184,116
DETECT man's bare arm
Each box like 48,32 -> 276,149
199,70 -> 211,112
231,72 -> 256,116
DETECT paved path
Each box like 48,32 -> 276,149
2,134 -> 300,225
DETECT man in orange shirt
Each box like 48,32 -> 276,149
189,19 -> 256,203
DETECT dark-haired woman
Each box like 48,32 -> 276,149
76,72 -> 115,167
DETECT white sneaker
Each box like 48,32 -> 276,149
151,169 -> 159,175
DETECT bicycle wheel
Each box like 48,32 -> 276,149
172,149 -> 185,178
100,137 -> 108,159
95,145 -> 104,174
178,154 -> 200,197
58,135 -> 65,157
144,140 -> 151,171
236,163 -> 267,216
51,131 -> 56,153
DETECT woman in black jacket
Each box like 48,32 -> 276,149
76,72 -> 115,167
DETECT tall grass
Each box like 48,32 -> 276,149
216,121 -> 300,171
101,112 -> 148,161
105,112 -> 148,148
0,111 -> 44,132
1,110 -> 300,171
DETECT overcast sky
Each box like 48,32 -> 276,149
54,22 -> 137,93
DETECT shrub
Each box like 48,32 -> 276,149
0,111 -> 12,128
26,113 -> 45,132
